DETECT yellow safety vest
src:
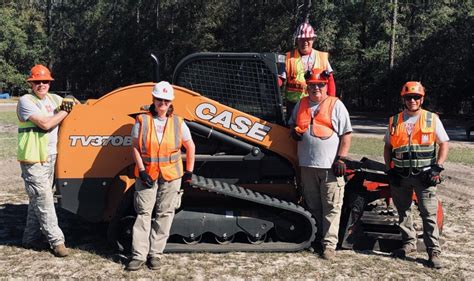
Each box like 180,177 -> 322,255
17,93 -> 62,163
285,49 -> 329,103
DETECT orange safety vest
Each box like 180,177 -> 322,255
295,96 -> 338,138
285,49 -> 329,102
134,113 -> 184,181
389,110 -> 437,170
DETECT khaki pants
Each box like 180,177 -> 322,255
301,167 -> 345,250
390,175 -> 441,254
20,154 -> 65,247
131,177 -> 181,261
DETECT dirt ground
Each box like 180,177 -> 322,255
1,106 -> 473,279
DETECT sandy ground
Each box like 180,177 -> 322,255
1,106 -> 473,279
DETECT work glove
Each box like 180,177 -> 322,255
428,164 -> 444,186
290,128 -> 303,141
332,156 -> 347,177
139,170 -> 155,188
60,95 -> 77,113
181,170 -> 193,189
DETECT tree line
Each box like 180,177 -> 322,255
1,0 -> 472,115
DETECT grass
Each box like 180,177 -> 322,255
351,136 -> 474,166
448,146 -> 474,166
350,136 -> 385,159
0,112 -> 17,159
0,111 -> 17,125
0,132 -> 16,159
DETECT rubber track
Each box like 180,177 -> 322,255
165,175 -> 317,252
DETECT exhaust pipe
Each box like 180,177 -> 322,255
151,53 -> 160,82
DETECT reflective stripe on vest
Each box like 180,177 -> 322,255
285,49 -> 329,103
389,110 -> 436,170
134,113 -> 184,181
17,93 -> 61,163
295,96 -> 338,138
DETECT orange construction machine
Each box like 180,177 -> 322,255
55,53 -> 443,252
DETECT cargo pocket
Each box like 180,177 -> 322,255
334,177 -> 345,207
175,189 -> 184,210
336,176 -> 345,188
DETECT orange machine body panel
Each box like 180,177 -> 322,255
57,82 -> 297,180
56,82 -> 297,221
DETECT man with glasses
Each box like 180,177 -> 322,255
127,81 -> 195,271
384,81 -> 449,269
288,69 -> 352,260
17,64 -> 75,257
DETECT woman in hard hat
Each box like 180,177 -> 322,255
127,81 -> 195,271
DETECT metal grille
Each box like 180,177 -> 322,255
173,53 -> 283,123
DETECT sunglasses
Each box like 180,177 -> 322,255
307,83 -> 327,90
403,95 -> 422,101
32,81 -> 50,85
154,97 -> 171,103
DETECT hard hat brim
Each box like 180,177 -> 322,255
27,77 -> 54,81
307,78 -> 328,84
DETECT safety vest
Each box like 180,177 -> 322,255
285,49 -> 329,103
134,113 -> 184,181
295,96 -> 338,138
389,110 -> 437,171
17,93 -> 62,163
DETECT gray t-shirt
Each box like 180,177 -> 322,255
384,110 -> 450,144
17,93 -> 63,155
131,115 -> 192,143
289,98 -> 353,168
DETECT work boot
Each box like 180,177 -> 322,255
428,251 -> 443,269
126,259 -> 145,271
52,243 -> 69,257
22,238 -> 49,251
392,244 -> 416,259
148,257 -> 161,270
322,248 -> 336,260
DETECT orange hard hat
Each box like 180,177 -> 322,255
27,64 -> 54,81
306,68 -> 329,84
400,81 -> 424,97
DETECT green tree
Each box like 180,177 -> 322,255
0,5 -> 49,95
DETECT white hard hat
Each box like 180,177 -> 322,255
295,23 -> 316,39
152,81 -> 174,100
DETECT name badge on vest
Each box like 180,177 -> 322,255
422,134 -> 430,144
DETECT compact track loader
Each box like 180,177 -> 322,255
55,52 -> 443,252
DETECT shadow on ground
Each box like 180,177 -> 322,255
0,203 -> 125,262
